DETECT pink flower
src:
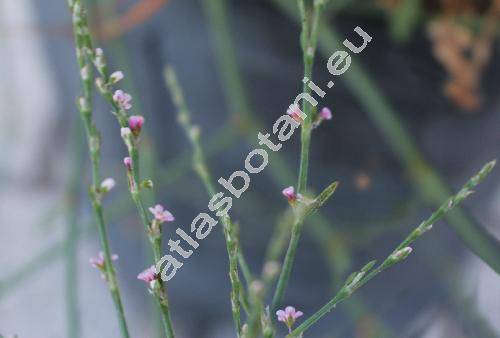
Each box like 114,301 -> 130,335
312,107 -> 333,129
286,107 -> 304,124
137,265 -> 158,283
276,306 -> 303,332
89,252 -> 118,269
128,115 -> 144,136
282,186 -> 301,202
123,157 -> 133,170
319,107 -> 332,120
113,90 -> 132,110
149,204 -> 175,223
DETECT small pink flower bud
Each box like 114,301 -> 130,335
137,265 -> 158,283
89,252 -> 118,270
286,107 -> 304,124
113,90 -> 132,110
319,107 -> 332,120
128,115 -> 144,137
123,157 -> 133,170
282,186 -> 301,202
312,107 -> 333,129
109,71 -> 124,84
276,306 -> 303,333
149,204 -> 175,224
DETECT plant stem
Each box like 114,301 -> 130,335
97,75 -> 176,338
288,161 -> 496,337
79,31 -> 177,337
271,0 -> 326,311
271,0 -> 500,276
65,120 -> 85,338
164,67 -> 244,337
201,0 -> 296,186
68,2 -> 130,337
0,118 -> 238,299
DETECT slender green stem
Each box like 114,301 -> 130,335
65,120 -> 85,338
271,219 -> 303,310
271,0 -> 500,275
93,194 -> 130,338
297,0 -> 322,194
99,80 -> 176,338
87,35 -> 175,338
288,161 -> 496,337
0,118 -> 238,299
164,67 -> 243,337
271,0 -> 326,311
68,2 -> 130,337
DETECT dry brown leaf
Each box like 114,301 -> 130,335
98,0 -> 170,41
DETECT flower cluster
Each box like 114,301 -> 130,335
276,306 -> 303,333
149,204 -> 175,223
90,252 -> 119,280
148,204 -> 175,237
137,265 -> 158,283
113,89 -> 132,110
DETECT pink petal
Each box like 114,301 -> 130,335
276,310 -> 286,322
320,107 -> 332,120
285,306 -> 296,316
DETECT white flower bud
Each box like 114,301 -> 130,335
121,127 -> 133,151
109,71 -> 124,84
95,77 -> 106,92
80,65 -> 89,80
100,178 -> 116,193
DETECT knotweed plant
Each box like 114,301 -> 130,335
66,0 -> 498,337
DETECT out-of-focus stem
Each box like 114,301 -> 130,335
164,67 -> 244,337
65,121 -> 85,338
202,0 -> 296,186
